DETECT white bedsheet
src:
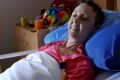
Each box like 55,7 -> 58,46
0,51 -> 61,80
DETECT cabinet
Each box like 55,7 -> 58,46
15,26 -> 49,51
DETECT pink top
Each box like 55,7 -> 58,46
39,41 -> 94,80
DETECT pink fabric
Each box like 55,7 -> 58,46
39,41 -> 94,80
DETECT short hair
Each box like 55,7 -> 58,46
77,1 -> 104,28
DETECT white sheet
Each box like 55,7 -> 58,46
0,51 -> 61,80
105,72 -> 120,80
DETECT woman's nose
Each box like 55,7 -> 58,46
74,17 -> 80,24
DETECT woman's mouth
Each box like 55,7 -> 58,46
70,25 -> 79,31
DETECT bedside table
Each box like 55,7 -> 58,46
15,26 -> 49,51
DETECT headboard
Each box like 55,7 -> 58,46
93,0 -> 120,11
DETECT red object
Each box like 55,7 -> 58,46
39,41 -> 95,80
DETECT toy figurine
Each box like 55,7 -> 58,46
38,0 -> 80,28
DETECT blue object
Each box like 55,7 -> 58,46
85,10 -> 120,70
44,22 -> 68,44
44,10 -> 120,70
85,18 -> 120,70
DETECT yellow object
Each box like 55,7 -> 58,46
21,17 -> 28,27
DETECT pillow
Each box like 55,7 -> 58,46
44,22 -> 68,44
44,10 -> 120,70
85,10 -> 120,70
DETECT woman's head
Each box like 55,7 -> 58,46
68,1 -> 104,42
77,1 -> 104,27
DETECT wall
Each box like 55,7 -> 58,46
0,0 -> 52,54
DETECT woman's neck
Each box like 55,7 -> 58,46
65,38 -> 81,50
58,38 -> 83,55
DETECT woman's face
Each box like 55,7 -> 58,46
68,3 -> 96,40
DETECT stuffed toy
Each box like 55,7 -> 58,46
40,0 -> 80,28
43,6 -> 69,27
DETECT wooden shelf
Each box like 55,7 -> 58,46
15,26 -> 49,51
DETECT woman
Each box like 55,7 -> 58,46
0,1 -> 104,80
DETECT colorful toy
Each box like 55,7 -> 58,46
41,0 -> 80,28
43,6 -> 69,27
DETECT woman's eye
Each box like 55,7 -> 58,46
74,14 -> 77,17
71,14 -> 77,19
82,15 -> 88,20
